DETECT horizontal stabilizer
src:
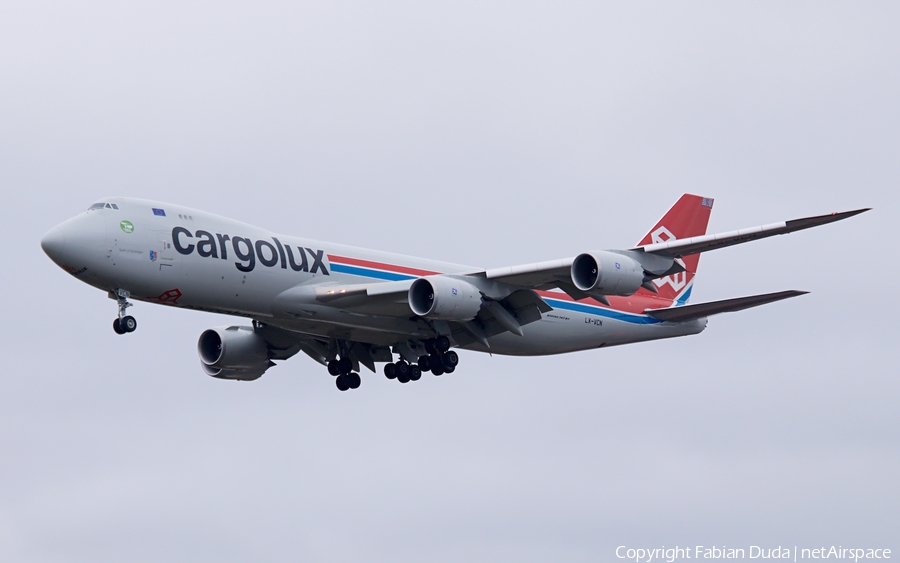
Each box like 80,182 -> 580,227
636,208 -> 870,258
644,290 -> 808,323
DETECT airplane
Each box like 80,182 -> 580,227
40,194 -> 868,391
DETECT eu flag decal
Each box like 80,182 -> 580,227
152,208 -> 166,217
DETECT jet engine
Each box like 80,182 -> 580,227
197,326 -> 271,381
409,276 -> 483,321
570,251 -> 645,296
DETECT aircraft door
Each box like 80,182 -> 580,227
153,230 -> 175,271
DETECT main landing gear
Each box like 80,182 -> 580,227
112,289 -> 137,335
383,360 -> 422,384
383,337 -> 459,384
327,356 -> 361,392
326,337 -> 462,391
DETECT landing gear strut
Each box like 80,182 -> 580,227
112,289 -> 137,335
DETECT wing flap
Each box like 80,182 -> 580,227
644,290 -> 808,323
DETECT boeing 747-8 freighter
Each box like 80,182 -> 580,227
41,195 -> 868,391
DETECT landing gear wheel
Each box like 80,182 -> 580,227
348,372 -> 361,389
424,339 -> 437,354
395,361 -> 410,377
397,371 -> 411,384
436,335 -> 451,352
418,356 -> 431,372
410,366 -> 422,381
113,289 -> 134,334
383,363 -> 397,379
429,354 -> 443,372
337,357 -> 353,375
328,360 -> 341,376
432,362 -> 445,376
442,350 -> 459,369
444,365 -> 455,374
336,375 -> 351,391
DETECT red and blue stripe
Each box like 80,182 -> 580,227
327,255 -> 692,325
328,255 -> 437,282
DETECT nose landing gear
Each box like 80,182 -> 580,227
112,289 -> 137,334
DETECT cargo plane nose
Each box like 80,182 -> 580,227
41,223 -> 69,266
41,211 -> 107,274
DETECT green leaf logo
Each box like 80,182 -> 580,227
120,220 -> 135,234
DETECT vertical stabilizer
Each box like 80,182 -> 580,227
636,194 -> 714,303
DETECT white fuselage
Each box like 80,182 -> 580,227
41,198 -> 706,356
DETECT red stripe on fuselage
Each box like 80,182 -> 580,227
536,290 -> 675,315
327,254 -> 439,277
328,255 -> 675,315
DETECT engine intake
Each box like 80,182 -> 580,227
571,251 -> 644,296
409,276 -> 483,321
198,326 -> 270,381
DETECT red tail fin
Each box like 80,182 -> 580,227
636,194 -> 714,303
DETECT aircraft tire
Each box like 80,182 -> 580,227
417,356 -> 431,372
395,361 -> 409,377
336,375 -> 350,391
337,357 -> 352,375
397,371 -> 410,383
444,365 -> 455,374
436,336 -> 451,352
442,351 -> 459,369
121,316 -> 137,333
328,360 -> 341,376
348,373 -> 361,389
410,366 -> 422,381
383,363 -> 397,379
431,362 -> 444,376
113,318 -> 126,335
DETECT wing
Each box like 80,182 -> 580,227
633,208 -> 870,259
472,207 -> 869,299
272,277 -> 552,349
644,290 -> 808,322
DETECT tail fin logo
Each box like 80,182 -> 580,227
650,226 -> 688,292
653,271 -> 688,292
650,226 -> 676,245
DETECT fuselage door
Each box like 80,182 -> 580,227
153,230 -> 175,270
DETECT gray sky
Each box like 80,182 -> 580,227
1,2 -> 897,562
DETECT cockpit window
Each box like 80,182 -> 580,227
88,202 -> 119,210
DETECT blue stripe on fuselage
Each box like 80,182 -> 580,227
330,263 -> 415,281
332,263 -> 687,325
676,284 -> 693,306
543,298 -> 664,325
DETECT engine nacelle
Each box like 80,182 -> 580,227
409,276 -> 483,321
200,363 -> 266,381
571,251 -> 644,296
198,326 -> 270,381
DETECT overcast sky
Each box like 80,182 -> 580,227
1,2 -> 897,562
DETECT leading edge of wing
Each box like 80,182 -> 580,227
644,290 -> 808,323
635,208 -> 870,258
